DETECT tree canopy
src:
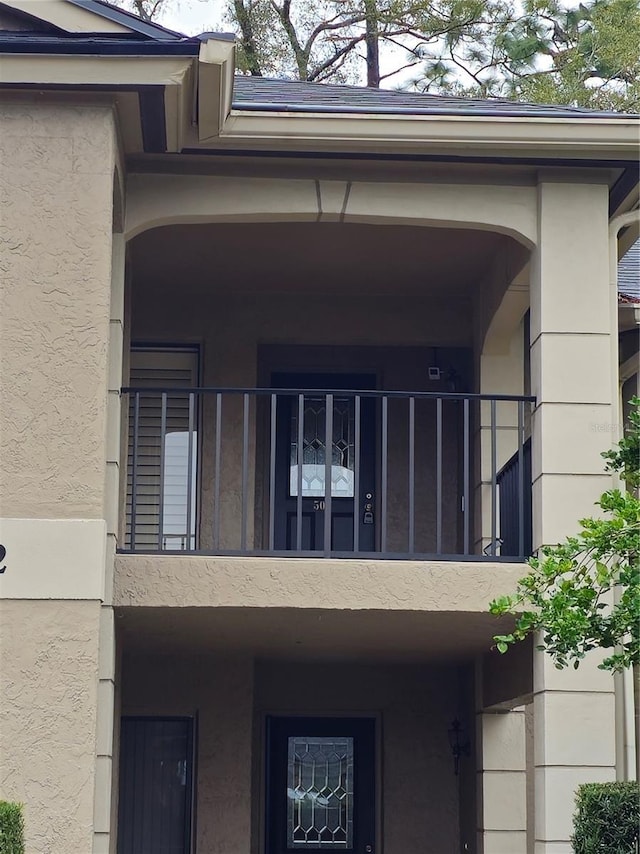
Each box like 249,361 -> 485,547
490,398 -> 640,674
116,0 -> 640,110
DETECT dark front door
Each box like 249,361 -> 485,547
117,717 -> 194,854
273,373 -> 376,553
266,716 -> 376,854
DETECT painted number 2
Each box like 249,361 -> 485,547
0,544 -> 6,574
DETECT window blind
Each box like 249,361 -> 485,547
126,348 -> 198,550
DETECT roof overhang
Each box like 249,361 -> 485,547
2,38 -> 638,157
0,1 -> 638,212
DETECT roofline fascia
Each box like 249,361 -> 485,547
0,36 -> 201,54
209,109 -> 640,164
1,46 -> 638,197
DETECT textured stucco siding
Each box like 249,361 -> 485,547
0,600 -> 102,852
0,100 -> 118,854
114,554 -> 524,611
0,102 -> 116,519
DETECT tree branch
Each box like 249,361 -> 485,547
233,0 -> 263,76
307,34 -> 367,82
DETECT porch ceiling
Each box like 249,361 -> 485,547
115,606 -> 515,663
130,222 -> 507,298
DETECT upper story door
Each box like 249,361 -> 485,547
272,373 -> 376,553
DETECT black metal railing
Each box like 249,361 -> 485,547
497,439 -> 533,559
121,387 -> 534,560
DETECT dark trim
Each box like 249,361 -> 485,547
130,341 -> 201,352
2,81 -> 155,91
66,0 -> 185,40
0,34 -> 200,54
179,146 -> 636,170
121,714 -> 195,722
196,31 -> 236,42
610,164 -> 640,216
116,547 -> 528,562
191,711 -> 199,854
122,385 -> 536,402
138,85 -> 167,152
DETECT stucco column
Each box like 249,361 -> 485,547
477,319 -> 526,553
476,655 -> 528,854
93,232 -> 126,854
530,174 -> 617,854
477,709 -> 528,854
0,102 -> 118,853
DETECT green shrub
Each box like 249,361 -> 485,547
0,802 -> 24,854
572,782 -> 640,854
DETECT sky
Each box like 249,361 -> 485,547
148,0 -> 428,87
139,0 -> 588,91
153,0 -> 228,35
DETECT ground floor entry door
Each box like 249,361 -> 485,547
272,373 -> 376,553
266,716 -> 376,854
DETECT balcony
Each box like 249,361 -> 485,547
121,384 -> 533,561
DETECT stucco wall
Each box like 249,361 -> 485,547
121,654 -> 462,854
0,599 -> 101,852
0,102 -> 116,519
113,554 -> 524,616
0,101 -> 118,854
121,653 -> 254,854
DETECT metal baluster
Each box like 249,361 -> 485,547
353,395 -> 361,554
490,398 -> 497,557
381,395 -> 388,553
158,392 -> 167,551
296,394 -> 304,552
408,396 -> 415,555
186,392 -> 195,552
213,392 -> 222,550
130,391 -> 139,551
324,393 -> 333,557
518,400 -> 525,558
269,393 -> 277,552
463,397 -> 470,555
436,397 -> 443,555
241,393 -> 249,552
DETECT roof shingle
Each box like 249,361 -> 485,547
232,76 -> 635,119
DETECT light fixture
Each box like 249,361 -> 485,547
447,718 -> 471,775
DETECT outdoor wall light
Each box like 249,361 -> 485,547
447,718 -> 471,775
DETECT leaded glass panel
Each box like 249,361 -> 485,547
287,736 -> 354,849
290,397 -> 355,498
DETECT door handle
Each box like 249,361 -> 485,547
363,492 -> 374,525
364,846 -> 373,853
